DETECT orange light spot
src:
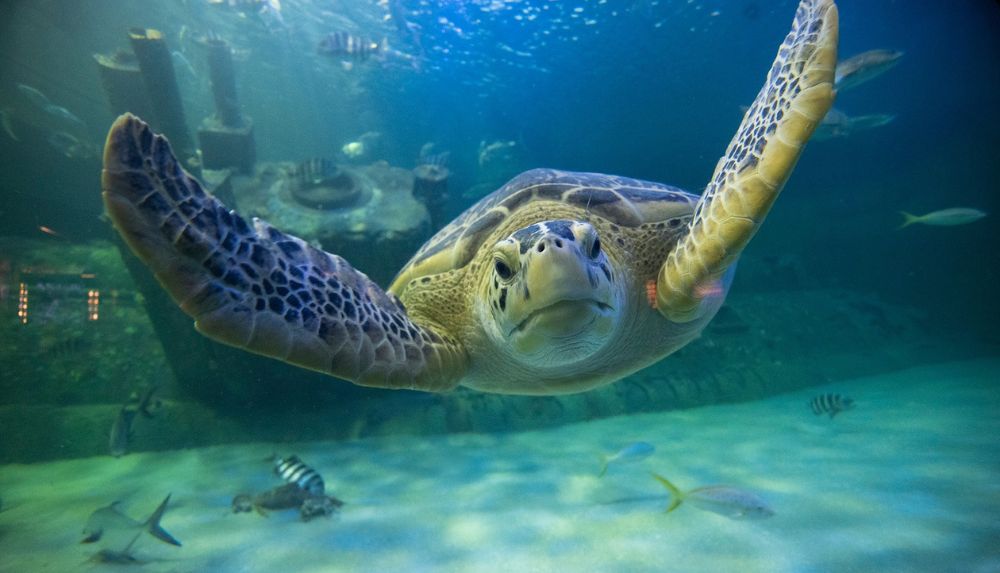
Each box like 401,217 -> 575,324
645,279 -> 658,309
694,280 -> 724,299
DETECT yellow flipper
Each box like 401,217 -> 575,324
657,0 -> 838,322
652,473 -> 686,513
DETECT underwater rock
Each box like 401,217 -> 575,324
229,160 -> 430,285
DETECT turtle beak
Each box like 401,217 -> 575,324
507,234 -> 615,351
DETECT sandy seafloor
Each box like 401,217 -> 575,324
1,359 -> 998,573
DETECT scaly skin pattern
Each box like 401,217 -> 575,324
101,114 -> 467,391
657,0 -> 838,323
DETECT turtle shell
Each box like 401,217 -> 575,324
389,168 -> 698,293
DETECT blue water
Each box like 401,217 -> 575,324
1,1 -> 997,328
0,0 -> 998,570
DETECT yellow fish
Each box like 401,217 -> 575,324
653,474 -> 774,520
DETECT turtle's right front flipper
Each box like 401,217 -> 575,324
656,0 -> 838,322
101,114 -> 466,391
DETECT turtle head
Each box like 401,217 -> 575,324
482,220 -> 624,367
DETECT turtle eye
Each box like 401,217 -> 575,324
495,259 -> 514,280
589,237 -> 601,259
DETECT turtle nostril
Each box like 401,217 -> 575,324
554,239 -> 563,248
537,243 -> 545,253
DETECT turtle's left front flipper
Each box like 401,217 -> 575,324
102,114 -> 467,391
656,0 -> 838,322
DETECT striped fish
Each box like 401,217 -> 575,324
273,455 -> 325,495
317,32 -> 383,60
293,157 -> 335,187
809,393 -> 855,418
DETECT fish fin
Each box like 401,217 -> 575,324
121,530 -> 143,554
898,211 -> 919,229
80,532 -> 102,544
1,111 -> 19,142
144,493 -> 182,547
652,474 -> 685,513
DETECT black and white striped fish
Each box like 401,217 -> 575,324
809,393 -> 855,418
293,157 -> 335,186
317,32 -> 384,60
273,455 -> 325,495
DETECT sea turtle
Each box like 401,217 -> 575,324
101,0 -> 838,395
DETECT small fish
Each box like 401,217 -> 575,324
898,208 -> 987,229
813,108 -> 894,141
249,483 -> 310,515
835,49 -> 904,92
109,406 -> 137,458
599,441 -> 655,477
318,32 -> 384,60
47,131 -> 95,159
43,104 -> 85,128
299,494 -> 343,522
171,51 -> 197,79
478,139 -> 517,167
133,383 -> 163,419
82,494 -> 182,546
342,141 -> 365,158
235,484 -> 344,518
809,393 -> 855,418
16,83 -> 51,109
418,143 -> 450,168
109,385 -> 162,456
1,109 -> 18,141
231,494 -> 254,513
38,225 -> 62,238
653,474 -> 775,520
294,157 -> 336,186
273,455 -> 325,495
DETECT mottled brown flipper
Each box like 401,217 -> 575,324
101,114 -> 467,391
657,0 -> 838,322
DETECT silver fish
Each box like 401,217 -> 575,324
47,131 -> 97,159
1,109 -> 18,141
43,104 -> 85,128
81,494 -> 181,547
133,383 -> 163,419
813,108 -> 894,141
835,49 -> 904,92
653,474 -> 774,520
898,208 -> 987,229
599,441 -> 655,477
109,385 -> 162,456
108,406 -> 137,458
171,51 -> 197,79
809,393 -> 855,418
16,83 -> 51,109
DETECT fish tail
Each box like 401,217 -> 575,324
144,494 -> 182,547
652,474 -> 684,513
898,211 -> 919,229
1,111 -> 18,142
